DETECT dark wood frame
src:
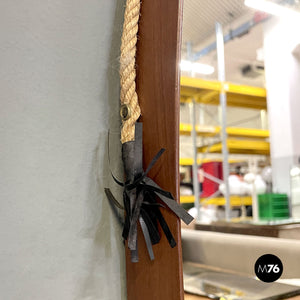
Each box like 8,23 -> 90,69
125,1 -> 184,299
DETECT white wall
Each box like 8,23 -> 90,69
0,1 -> 126,299
264,16 -> 300,195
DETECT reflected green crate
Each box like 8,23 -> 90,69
258,193 -> 290,220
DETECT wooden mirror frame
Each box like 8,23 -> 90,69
125,1 -> 184,299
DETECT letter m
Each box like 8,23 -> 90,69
258,265 -> 268,273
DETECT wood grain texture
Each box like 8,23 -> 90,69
125,0 -> 184,299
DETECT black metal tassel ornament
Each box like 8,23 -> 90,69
105,123 -> 193,262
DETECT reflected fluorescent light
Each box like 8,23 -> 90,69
180,60 -> 214,75
245,0 -> 300,18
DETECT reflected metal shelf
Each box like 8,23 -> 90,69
180,123 -> 269,139
180,77 -> 267,110
180,195 -> 252,206
197,139 -> 270,155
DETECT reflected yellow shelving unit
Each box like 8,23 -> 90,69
180,195 -> 252,206
198,139 -> 270,155
180,76 -> 267,110
179,157 -> 244,166
180,123 -> 269,139
179,77 -> 268,208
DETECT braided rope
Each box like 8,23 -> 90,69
120,0 -> 141,144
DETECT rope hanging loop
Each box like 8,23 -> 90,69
120,0 -> 141,143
